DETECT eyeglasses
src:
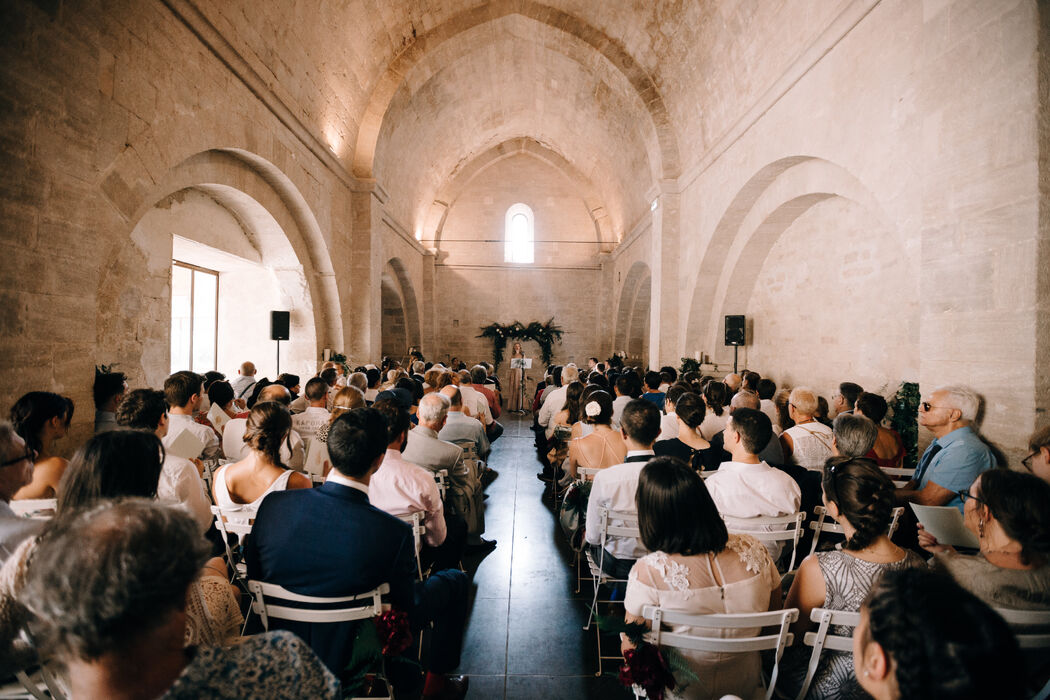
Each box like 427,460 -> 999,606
956,489 -> 986,506
0,448 -> 37,468
1021,451 -> 1038,472
920,401 -> 951,412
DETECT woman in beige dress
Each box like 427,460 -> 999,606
624,456 -> 782,700
507,342 -> 525,411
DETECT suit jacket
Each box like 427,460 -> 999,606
401,425 -> 462,474
243,481 -> 416,674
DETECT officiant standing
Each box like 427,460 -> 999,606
508,342 -> 525,412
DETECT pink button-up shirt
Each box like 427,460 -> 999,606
369,448 -> 447,547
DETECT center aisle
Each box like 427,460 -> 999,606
454,414 -> 629,699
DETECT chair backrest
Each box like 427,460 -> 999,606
395,511 -> 426,579
723,512 -> 807,572
222,418 -> 249,461
642,605 -> 798,700
881,466 -> 912,488
578,466 -> 601,481
807,506 -> 905,557
8,498 -> 57,519
993,607 -> 1050,651
247,580 -> 390,629
599,506 -> 640,544
433,469 -> 448,500
211,504 -> 254,574
796,608 -> 861,700
304,439 -> 329,484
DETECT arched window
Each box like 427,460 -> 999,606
504,203 -> 534,264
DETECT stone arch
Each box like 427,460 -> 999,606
683,156 -> 901,358
425,137 -> 614,247
97,148 -> 339,384
613,261 -> 652,362
381,258 -> 422,358
352,0 -> 679,181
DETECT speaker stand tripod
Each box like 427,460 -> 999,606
275,339 -> 281,375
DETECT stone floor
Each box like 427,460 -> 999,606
454,414 -> 631,699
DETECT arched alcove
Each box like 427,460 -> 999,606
614,261 -> 652,364
380,258 -> 422,360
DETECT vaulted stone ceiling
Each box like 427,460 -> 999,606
193,0 -> 843,239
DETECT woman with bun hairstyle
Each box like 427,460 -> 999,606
919,467 -> 1050,610
653,392 -> 721,472
853,567 -> 1024,700
565,390 -> 626,479
781,457 -> 923,698
211,401 -> 310,511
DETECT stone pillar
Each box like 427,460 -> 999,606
349,186 -> 384,363
421,249 -> 436,356
648,182 -> 681,369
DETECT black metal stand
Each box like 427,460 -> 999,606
276,339 -> 281,375
733,345 -> 739,374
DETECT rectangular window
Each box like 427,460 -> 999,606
171,261 -> 219,373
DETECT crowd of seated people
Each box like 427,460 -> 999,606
0,354 -> 511,699
530,360 -> 1050,698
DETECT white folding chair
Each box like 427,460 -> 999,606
210,504 -> 254,584
8,499 -> 56,520
881,467 -> 913,488
723,512 -> 807,573
637,606 -> 799,700
433,469 -> 449,500
583,506 -> 641,675
395,511 -> 426,579
303,439 -> 329,486
247,581 -> 394,700
577,467 -> 601,481
806,506 -> 904,557
795,607 -> 860,700
993,607 -> 1050,700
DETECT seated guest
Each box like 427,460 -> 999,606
657,384 -> 687,441
231,361 -> 258,405
438,387 -> 489,461
276,373 -> 301,403
653,392 -> 720,473
318,367 -> 340,407
372,398 -> 465,572
707,390 -> 784,466
897,385 -> 994,511
831,381 -> 863,417
206,380 -> 247,423
552,381 -> 585,435
316,385 -> 366,444
566,390 -> 627,478
780,387 -> 834,471
610,374 -> 635,429
347,370 -> 368,395
623,457 -> 781,700
723,372 -> 741,395
457,370 -> 500,441
782,458 -> 923,698
245,409 -> 469,699
919,468 -> 1050,609
855,392 -> 905,469
291,378 -> 331,447
698,380 -> 729,440
640,371 -> 665,409
1025,423 -> 1050,483
116,389 -> 212,534
405,393 -> 492,551
211,402 -> 311,513
706,408 -> 801,561
774,387 -> 794,433
198,371 -> 226,416
740,370 -> 761,394
538,364 -> 578,438
9,391 -> 74,500
364,368 -> 382,403
92,368 -> 126,434
832,413 -> 878,458
163,371 -> 221,461
853,567 -> 1024,700
756,378 -> 780,435
470,365 -> 501,422
585,399 -> 660,578
0,423 -> 43,560
22,499 -> 337,698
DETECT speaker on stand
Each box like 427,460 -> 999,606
271,311 -> 290,374
724,314 -> 746,374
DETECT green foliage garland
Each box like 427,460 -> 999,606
679,358 -> 701,375
478,319 -> 564,370
889,381 -> 920,470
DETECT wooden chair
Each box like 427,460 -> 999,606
635,606 -> 799,700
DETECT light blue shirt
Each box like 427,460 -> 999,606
915,426 -> 995,512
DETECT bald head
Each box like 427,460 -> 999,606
240,362 -> 256,376
724,373 -> 741,391
730,390 -> 760,411
258,384 -> 291,405
441,385 -> 463,409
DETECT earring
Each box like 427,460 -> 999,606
864,670 -> 871,678
978,518 -> 985,538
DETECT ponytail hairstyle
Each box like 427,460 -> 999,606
976,468 -> 1050,566
10,392 -> 75,454
862,567 -> 1023,700
822,456 -> 895,550
243,401 -> 291,468
703,381 -> 727,417
673,392 -> 706,431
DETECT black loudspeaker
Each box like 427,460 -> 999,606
270,311 -> 290,341
724,315 -> 746,346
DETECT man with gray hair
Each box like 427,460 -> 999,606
832,413 -> 879,458
438,387 -> 490,461
898,385 -> 994,512
0,422 -> 44,561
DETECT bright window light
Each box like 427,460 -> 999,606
504,203 -> 534,263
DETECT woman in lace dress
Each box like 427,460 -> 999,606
782,457 -> 923,699
623,456 -> 782,700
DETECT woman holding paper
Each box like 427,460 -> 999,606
919,468 -> 1050,609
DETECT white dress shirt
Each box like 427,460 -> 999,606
658,411 -> 679,441
163,413 -> 221,460
759,399 -> 782,436
538,385 -> 569,437
611,395 -> 632,429
584,450 -> 653,559
458,385 -> 492,426
369,448 -> 447,547
159,454 -> 213,533
292,407 -> 331,445
705,460 -> 801,559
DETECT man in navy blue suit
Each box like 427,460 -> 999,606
245,407 -> 470,700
